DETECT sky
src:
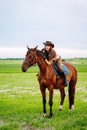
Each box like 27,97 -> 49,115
0,0 -> 87,58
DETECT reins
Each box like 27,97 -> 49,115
36,50 -> 46,65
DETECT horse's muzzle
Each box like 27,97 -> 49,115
21,66 -> 27,72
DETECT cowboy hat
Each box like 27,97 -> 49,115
43,41 -> 54,48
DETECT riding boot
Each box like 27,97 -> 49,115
36,73 -> 38,76
61,72 -> 69,86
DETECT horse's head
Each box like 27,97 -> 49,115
22,46 -> 38,72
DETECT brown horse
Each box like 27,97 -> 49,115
22,46 -> 77,118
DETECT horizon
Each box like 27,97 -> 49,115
0,47 -> 87,59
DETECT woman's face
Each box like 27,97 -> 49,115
45,45 -> 51,52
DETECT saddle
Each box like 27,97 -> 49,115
52,61 -> 69,77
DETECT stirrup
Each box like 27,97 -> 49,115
64,81 -> 69,86
56,76 -> 59,83
36,73 -> 38,76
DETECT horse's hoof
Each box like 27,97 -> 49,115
58,105 -> 63,111
71,105 -> 74,110
40,113 -> 46,119
47,114 -> 53,118
58,108 -> 62,111
42,113 -> 46,117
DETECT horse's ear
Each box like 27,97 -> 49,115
34,45 -> 38,51
27,45 -> 30,50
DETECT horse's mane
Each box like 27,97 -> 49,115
36,50 -> 46,60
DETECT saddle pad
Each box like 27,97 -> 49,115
62,64 -> 69,75
52,62 -> 69,76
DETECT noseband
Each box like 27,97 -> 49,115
23,61 -> 32,67
23,55 -> 36,67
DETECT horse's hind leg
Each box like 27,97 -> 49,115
59,88 -> 66,111
69,81 -> 76,110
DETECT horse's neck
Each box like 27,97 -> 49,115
37,55 -> 47,74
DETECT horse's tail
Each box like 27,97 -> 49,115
68,65 -> 77,109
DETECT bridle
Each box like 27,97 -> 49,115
23,50 -> 46,67
23,54 -> 37,67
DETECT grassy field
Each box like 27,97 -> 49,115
0,58 -> 87,130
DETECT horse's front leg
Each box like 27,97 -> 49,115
49,86 -> 54,118
59,88 -> 66,111
40,87 -> 46,116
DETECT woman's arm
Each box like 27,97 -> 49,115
52,55 -> 60,61
45,55 -> 60,66
45,59 -> 52,65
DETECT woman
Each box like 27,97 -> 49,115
41,41 -> 68,86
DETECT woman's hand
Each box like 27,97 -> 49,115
45,59 -> 51,65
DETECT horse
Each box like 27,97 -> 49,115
22,46 -> 77,118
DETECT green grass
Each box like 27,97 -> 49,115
0,58 -> 87,130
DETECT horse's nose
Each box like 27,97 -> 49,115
21,66 -> 26,72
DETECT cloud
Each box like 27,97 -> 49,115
0,47 -> 87,58
56,48 -> 87,58
0,47 -> 26,58
0,0 -> 87,49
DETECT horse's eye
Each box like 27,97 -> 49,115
29,55 -> 32,58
